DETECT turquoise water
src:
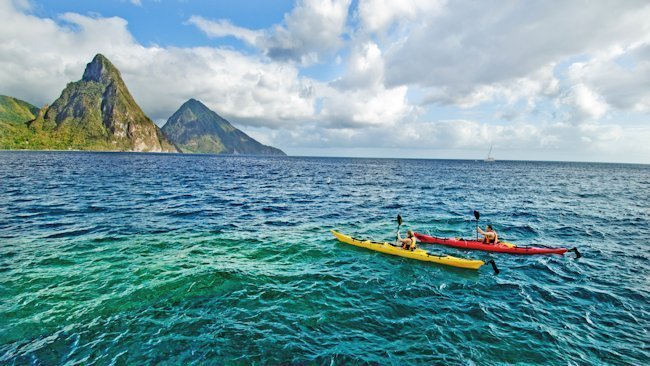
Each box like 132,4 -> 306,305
1,151 -> 648,365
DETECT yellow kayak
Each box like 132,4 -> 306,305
331,230 -> 497,272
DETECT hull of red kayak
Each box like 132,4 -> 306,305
413,232 -> 568,255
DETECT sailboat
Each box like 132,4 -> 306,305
485,144 -> 495,162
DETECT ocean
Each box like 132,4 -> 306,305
1,151 -> 648,365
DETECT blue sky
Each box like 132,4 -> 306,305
31,0 -> 296,47
2,0 -> 650,163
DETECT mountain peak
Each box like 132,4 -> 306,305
82,54 -> 121,83
180,98 -> 209,112
177,99 -> 228,124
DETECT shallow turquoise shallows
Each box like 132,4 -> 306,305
1,151 -> 648,365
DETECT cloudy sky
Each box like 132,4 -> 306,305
1,0 -> 650,163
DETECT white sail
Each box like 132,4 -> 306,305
485,144 -> 495,162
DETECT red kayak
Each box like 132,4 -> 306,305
414,232 -> 580,256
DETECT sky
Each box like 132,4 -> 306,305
1,0 -> 650,163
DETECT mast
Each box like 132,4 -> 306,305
485,144 -> 495,162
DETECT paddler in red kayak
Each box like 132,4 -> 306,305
477,225 -> 498,244
397,229 -> 417,250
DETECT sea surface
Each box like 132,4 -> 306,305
0,151 -> 648,365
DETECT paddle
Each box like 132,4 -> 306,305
395,214 -> 402,246
486,259 -> 500,275
569,247 -> 581,258
474,210 -> 480,241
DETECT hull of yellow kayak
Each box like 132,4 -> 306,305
330,230 -> 484,270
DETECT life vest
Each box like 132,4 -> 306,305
483,232 -> 497,244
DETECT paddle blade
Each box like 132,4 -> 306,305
570,247 -> 582,258
473,210 -> 480,220
397,214 -> 403,226
488,259 -> 500,275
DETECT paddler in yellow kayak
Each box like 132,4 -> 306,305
397,229 -> 417,250
477,225 -> 499,244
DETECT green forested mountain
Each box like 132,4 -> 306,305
0,95 -> 38,123
162,99 -> 285,155
0,95 -> 39,149
1,54 -> 177,152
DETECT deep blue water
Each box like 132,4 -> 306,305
0,151 -> 648,365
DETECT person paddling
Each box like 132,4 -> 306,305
397,229 -> 417,250
477,225 -> 498,244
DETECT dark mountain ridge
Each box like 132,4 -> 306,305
162,99 -> 285,155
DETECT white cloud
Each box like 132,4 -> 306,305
358,0 -> 444,34
286,118 -> 648,163
190,0 -> 352,65
566,42 -> 650,113
319,84 -> 412,128
406,120 -> 545,150
420,65 -> 560,116
262,0 -> 351,64
321,39 -> 415,128
115,47 -> 319,126
332,41 -> 384,89
561,83 -> 609,124
382,1 -> 650,110
187,16 -> 262,45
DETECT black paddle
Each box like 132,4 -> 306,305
474,210 -> 480,241
395,214 -> 403,245
486,259 -> 500,275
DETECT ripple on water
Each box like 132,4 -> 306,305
0,153 -> 649,364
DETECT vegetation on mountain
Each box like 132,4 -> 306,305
162,99 -> 285,155
1,54 -> 177,152
0,95 -> 39,149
